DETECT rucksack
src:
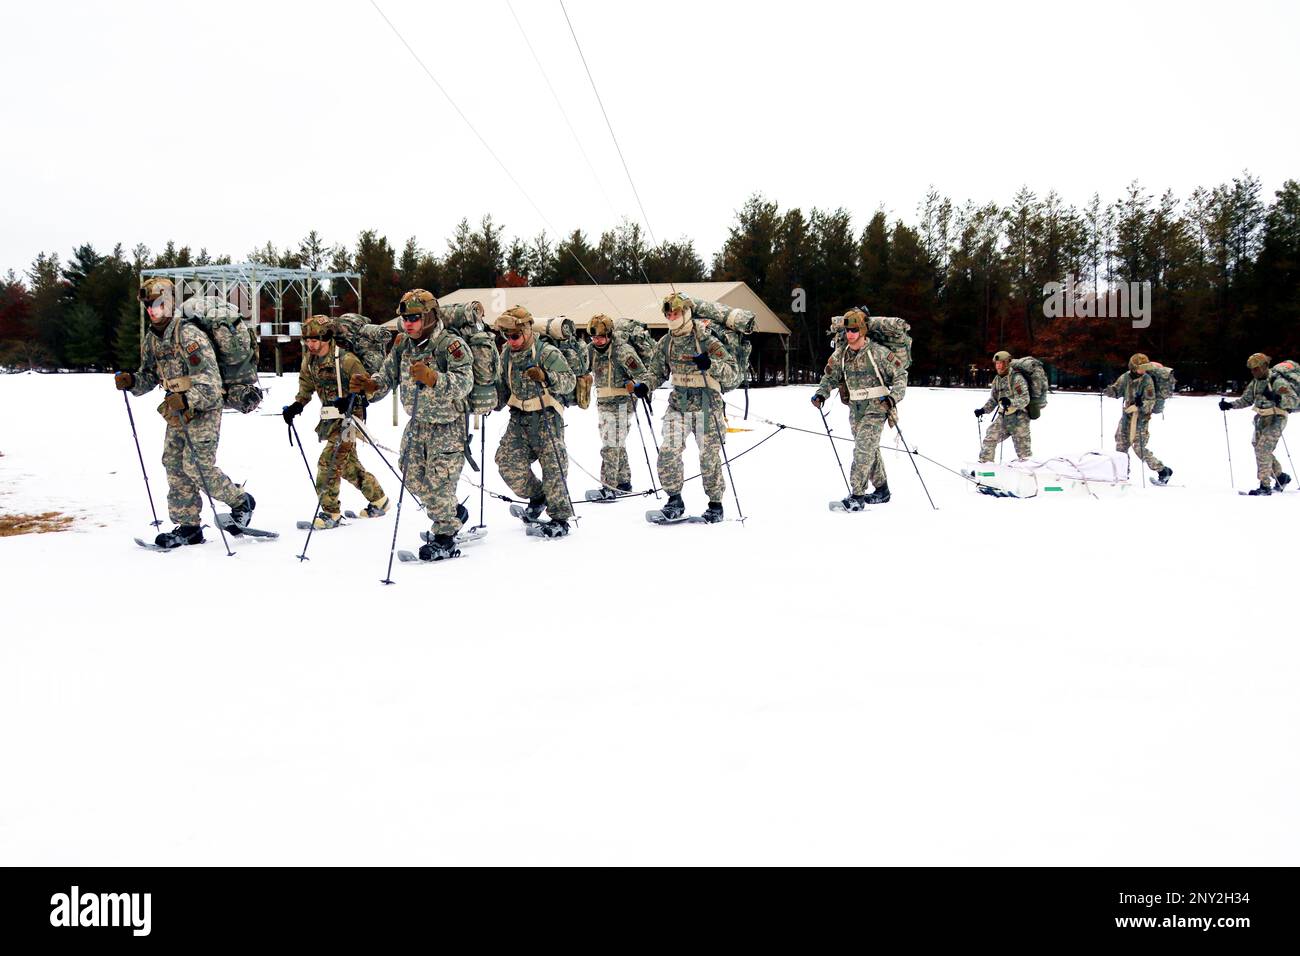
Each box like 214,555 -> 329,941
1271,360 -> 1300,408
687,296 -> 756,389
611,317 -> 657,367
1147,363 -> 1176,414
829,313 -> 913,371
1010,356 -> 1049,419
330,314 -> 392,377
177,295 -> 262,413
536,317 -> 589,408
438,302 -> 499,415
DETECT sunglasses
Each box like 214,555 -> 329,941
302,336 -> 323,342
504,332 -> 524,341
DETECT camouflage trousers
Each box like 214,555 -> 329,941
315,438 -> 385,515
1252,414 -> 1289,483
161,409 -> 244,525
847,409 -> 888,494
979,410 -> 1032,462
659,392 -> 726,502
401,418 -> 466,536
496,408 -> 573,520
1115,412 -> 1164,472
597,399 -> 633,488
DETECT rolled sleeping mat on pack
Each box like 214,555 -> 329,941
438,301 -> 485,330
536,316 -> 576,341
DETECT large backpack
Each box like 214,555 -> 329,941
1147,363 -> 1176,414
1271,360 -> 1300,408
438,301 -> 499,415
177,295 -> 262,413
332,313 -> 392,376
1010,356 -> 1049,419
686,296 -> 756,389
829,313 -> 913,371
611,317 -> 657,367
536,317 -> 589,408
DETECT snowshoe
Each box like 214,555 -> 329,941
358,495 -> 389,518
527,518 -> 570,539
864,484 -> 891,504
660,493 -> 685,521
154,524 -> 204,549
838,494 -> 868,512
1247,482 -> 1273,496
228,491 -> 255,529
1277,472 -> 1292,490
312,512 -> 342,530
700,501 -> 724,523
588,487 -> 619,502
417,534 -> 461,561
1152,466 -> 1173,486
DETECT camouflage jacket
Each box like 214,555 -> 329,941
1229,374 -> 1299,413
130,316 -> 223,415
980,371 -> 1031,416
369,327 -> 473,425
590,341 -> 644,403
296,346 -> 370,439
638,321 -> 740,396
815,340 -> 907,415
496,335 -> 577,411
1103,371 -> 1155,415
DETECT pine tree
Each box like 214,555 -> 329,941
64,302 -> 103,368
114,295 -> 142,370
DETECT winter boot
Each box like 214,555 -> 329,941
154,524 -> 204,549
596,487 -> 619,501
418,533 -> 460,561
523,495 -> 546,521
661,493 -> 685,520
456,503 -> 470,526
358,495 -> 389,518
1248,481 -> 1273,496
312,511 -> 342,530
1153,466 -> 1173,486
228,491 -> 256,528
864,484 -> 891,504
536,519 -> 570,538
701,501 -> 724,523
1277,472 -> 1292,490
840,494 -> 868,512
616,481 -> 633,493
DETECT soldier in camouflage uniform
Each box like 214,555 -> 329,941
1219,352 -> 1298,495
1104,352 -> 1173,485
976,350 -> 1032,462
811,309 -> 908,509
587,314 -> 645,499
282,316 -> 387,528
349,289 -> 473,560
494,305 -> 577,535
628,293 -> 739,522
114,277 -> 254,548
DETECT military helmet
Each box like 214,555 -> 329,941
588,314 -> 613,337
494,305 -> 534,334
1246,352 -> 1272,370
842,309 -> 868,333
662,292 -> 691,316
302,315 -> 335,340
1129,352 -> 1150,371
138,277 -> 174,303
993,350 -> 1012,364
396,289 -> 438,317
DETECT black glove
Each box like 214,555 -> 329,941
327,395 -> 363,413
1264,389 -> 1281,405
811,394 -> 825,409
690,352 -> 712,372
282,401 -> 303,424
1218,399 -> 1233,411
632,382 -> 650,400
999,397 -> 1011,410
974,407 -> 985,418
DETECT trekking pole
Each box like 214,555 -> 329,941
176,418 -> 235,557
1282,434 -> 1296,479
288,420 -> 316,490
536,382 -> 577,524
705,395 -> 746,522
891,417 -> 938,511
122,391 -> 162,528
472,412 -> 489,528
640,394 -> 660,458
1136,412 -> 1147,488
297,394 -> 357,562
352,419 -> 424,509
1098,372 -> 1105,448
382,385 -> 423,584
816,404 -> 851,495
630,399 -> 660,498
1222,406 -> 1235,490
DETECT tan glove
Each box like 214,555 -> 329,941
349,372 -> 378,395
159,392 -> 193,427
524,366 -> 547,383
1124,404 -> 1139,415
410,362 -> 438,388
114,371 -> 134,390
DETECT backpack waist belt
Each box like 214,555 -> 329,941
849,385 -> 890,401
597,386 -> 628,399
508,393 -> 564,414
320,407 -> 342,421
163,375 -> 192,392
670,370 -> 721,391
1256,406 -> 1289,418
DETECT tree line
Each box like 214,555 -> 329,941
2,173 -> 1297,390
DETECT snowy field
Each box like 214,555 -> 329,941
1,372 -> 1297,865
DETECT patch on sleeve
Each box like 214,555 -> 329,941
186,341 -> 200,355
449,341 -> 464,360
1014,383 -> 1024,394
709,344 -> 724,358
627,357 -> 641,371
189,354 -> 200,366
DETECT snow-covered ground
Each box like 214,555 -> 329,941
1,372 -> 1296,865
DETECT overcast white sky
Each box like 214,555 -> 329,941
2,0 -> 1297,277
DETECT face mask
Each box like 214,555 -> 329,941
667,313 -> 689,333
